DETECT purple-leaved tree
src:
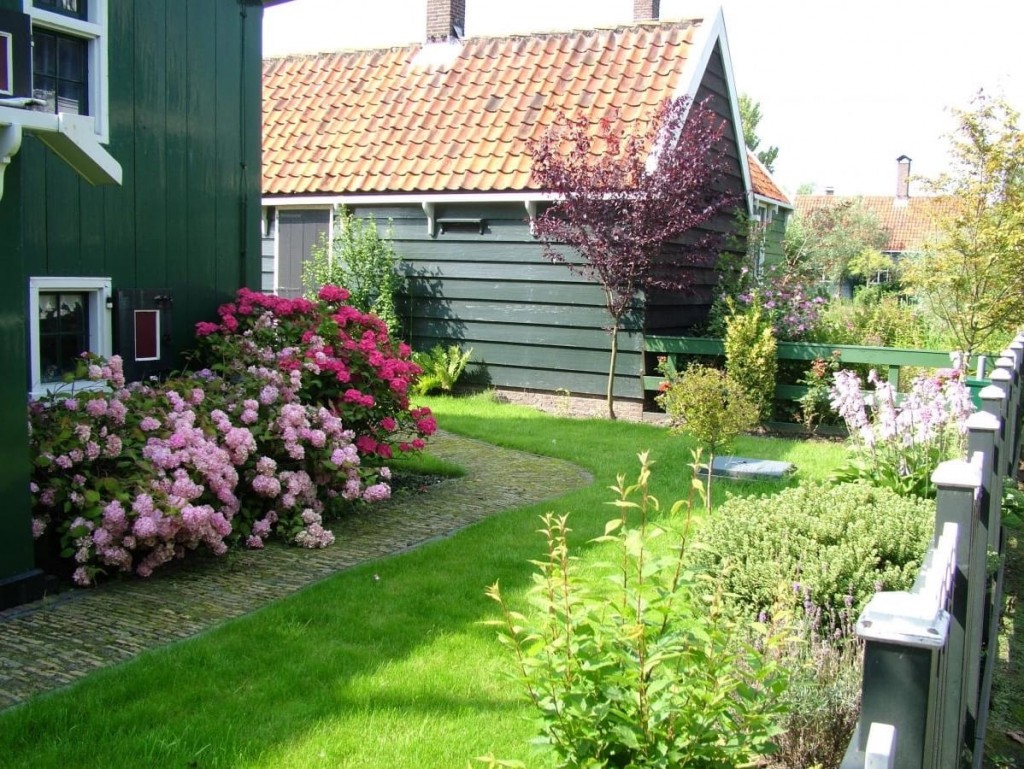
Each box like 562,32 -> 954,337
531,97 -> 737,419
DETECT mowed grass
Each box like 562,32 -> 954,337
0,394 -> 849,769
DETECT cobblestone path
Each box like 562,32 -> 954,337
0,431 -> 591,711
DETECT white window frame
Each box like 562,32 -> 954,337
28,275 -> 112,399
23,0 -> 109,143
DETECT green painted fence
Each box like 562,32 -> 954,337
643,336 -> 964,408
839,338 -> 1024,769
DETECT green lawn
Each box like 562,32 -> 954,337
0,395 -> 850,769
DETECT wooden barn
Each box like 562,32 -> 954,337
0,0 -> 285,608
261,1 -> 785,410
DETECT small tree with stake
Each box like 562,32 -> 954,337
531,97 -> 737,419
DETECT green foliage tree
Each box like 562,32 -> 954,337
784,199 -> 889,291
903,92 -> 1024,358
656,362 -> 759,507
738,93 -> 779,172
304,210 -> 405,336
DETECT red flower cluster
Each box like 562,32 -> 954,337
195,286 -> 435,464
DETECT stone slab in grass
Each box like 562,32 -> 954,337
696,456 -> 796,481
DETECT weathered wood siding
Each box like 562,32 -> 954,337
17,0 -> 263,359
759,209 -> 789,272
0,0 -> 264,601
644,40 -> 747,336
348,202 -> 647,399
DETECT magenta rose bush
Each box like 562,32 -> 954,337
29,286 -> 436,586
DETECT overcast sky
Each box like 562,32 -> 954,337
263,0 -> 1024,198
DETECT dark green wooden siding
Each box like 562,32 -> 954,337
18,0 -> 263,357
644,40 -> 746,337
0,0 -> 265,599
343,202 -> 645,399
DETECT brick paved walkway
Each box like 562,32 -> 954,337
0,431 -> 591,712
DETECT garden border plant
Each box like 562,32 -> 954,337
30,285 -> 437,585
486,453 -> 789,768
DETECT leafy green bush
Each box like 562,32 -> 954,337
656,361 -> 759,506
797,351 -> 843,430
486,454 -> 789,768
812,289 -> 927,349
724,299 -> 778,422
303,210 -> 405,336
693,481 -> 933,618
411,344 -> 473,395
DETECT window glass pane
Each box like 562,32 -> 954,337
34,0 -> 87,20
57,35 -> 86,82
32,30 -> 88,115
33,31 -> 56,76
38,291 -> 89,383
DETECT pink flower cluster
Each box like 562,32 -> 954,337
829,367 -> 975,490
195,286 -> 436,463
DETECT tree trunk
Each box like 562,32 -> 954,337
704,450 -> 715,510
606,325 -> 619,421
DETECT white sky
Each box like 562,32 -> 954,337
262,0 -> 1024,198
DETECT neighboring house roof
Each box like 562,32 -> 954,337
794,195 -> 953,253
263,17 -> 731,197
747,151 -> 790,209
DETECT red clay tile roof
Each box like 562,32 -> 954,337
795,195 -> 954,253
262,20 -> 704,196
747,151 -> 790,207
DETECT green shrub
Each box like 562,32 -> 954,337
486,454 -> 789,769
797,351 -> 842,430
724,299 -> 778,422
656,362 -> 759,507
693,481 -> 933,619
411,344 -> 473,395
304,210 -> 405,336
812,289 -> 927,349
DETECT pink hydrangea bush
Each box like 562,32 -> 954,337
29,287 -> 436,586
194,286 -> 435,459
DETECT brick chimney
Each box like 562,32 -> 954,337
426,0 -> 465,42
896,155 -> 911,199
634,0 -> 661,20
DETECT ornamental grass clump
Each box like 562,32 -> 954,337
829,367 -> 974,497
485,453 -> 789,769
29,286 -> 437,586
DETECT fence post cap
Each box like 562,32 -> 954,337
865,722 -> 897,769
990,368 -> 1013,384
980,383 -> 1008,401
856,591 -> 950,648
932,457 -> 982,489
966,410 -> 1000,433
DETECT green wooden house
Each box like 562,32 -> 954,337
262,1 -> 788,413
0,0 -> 286,609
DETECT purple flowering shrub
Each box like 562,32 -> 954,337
829,367 -> 974,497
733,265 -> 828,342
29,286 -> 437,586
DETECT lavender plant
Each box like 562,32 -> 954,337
829,367 -> 974,497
